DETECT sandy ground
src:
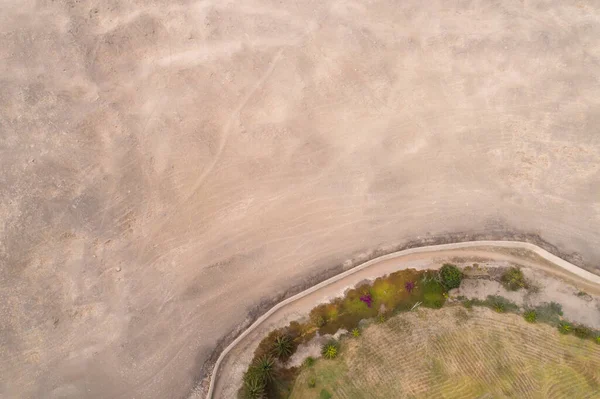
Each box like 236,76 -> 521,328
209,244 -> 600,399
1,1 -> 600,398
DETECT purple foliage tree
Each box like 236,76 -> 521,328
405,281 -> 415,293
359,293 -> 373,308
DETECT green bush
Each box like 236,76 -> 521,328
524,310 -> 537,323
439,264 -> 463,290
573,325 -> 593,339
308,376 -> 316,388
595,335 -> 600,345
493,302 -> 506,313
462,299 -> 474,309
313,315 -> 326,328
501,267 -> 528,291
351,328 -> 360,337
558,321 -> 572,335
422,279 -> 446,308
486,295 -> 519,313
319,389 -> 333,399
535,302 -> 563,325
321,340 -> 339,359
303,356 -> 315,367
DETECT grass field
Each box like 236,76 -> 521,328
290,307 -> 600,399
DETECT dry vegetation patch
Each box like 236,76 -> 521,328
290,307 -> 600,399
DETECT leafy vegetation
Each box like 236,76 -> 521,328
501,267 -> 528,291
351,328 -> 360,337
421,278 -> 445,308
321,340 -> 339,359
464,295 -> 519,314
523,309 -> 537,323
572,324 -> 593,339
558,321 -> 572,334
303,357 -> 315,368
534,302 -> 563,325
462,298 -> 474,309
551,320 -> 600,342
439,263 -> 463,290
319,389 -> 332,399
312,314 -> 325,328
307,376 -> 316,388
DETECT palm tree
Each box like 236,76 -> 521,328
272,335 -> 293,359
243,372 -> 266,399
253,355 -> 275,382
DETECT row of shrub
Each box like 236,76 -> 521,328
239,264 -> 464,398
458,296 -> 600,344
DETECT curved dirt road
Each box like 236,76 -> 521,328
2,1 -> 600,399
209,241 -> 600,399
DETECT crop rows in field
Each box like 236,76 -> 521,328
291,307 -> 600,399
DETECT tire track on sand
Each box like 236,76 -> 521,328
133,48 -> 285,274
182,47 -> 285,203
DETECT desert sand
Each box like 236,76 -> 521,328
1,1 -> 600,398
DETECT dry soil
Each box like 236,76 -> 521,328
1,1 -> 600,398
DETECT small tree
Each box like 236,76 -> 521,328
439,264 -> 463,290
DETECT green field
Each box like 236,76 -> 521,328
290,307 -> 600,399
